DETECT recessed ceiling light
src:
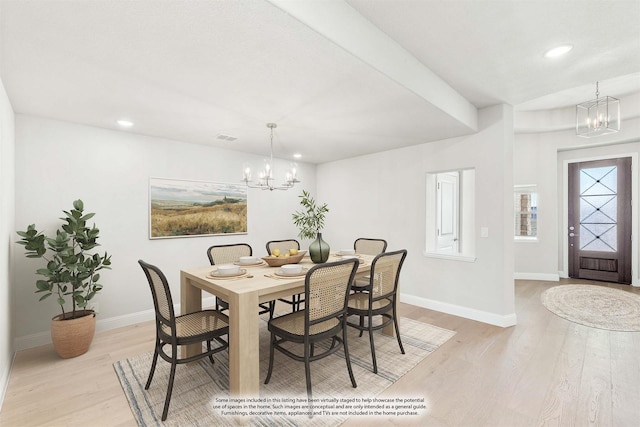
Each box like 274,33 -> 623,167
117,119 -> 134,127
293,153 -> 302,159
544,45 -> 573,58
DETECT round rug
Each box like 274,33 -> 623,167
541,285 -> 640,332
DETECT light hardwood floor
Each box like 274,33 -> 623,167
1,279 -> 639,426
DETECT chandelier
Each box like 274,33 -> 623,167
576,81 -> 620,138
242,123 -> 300,191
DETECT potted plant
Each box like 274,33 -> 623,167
16,199 -> 112,358
292,190 -> 330,263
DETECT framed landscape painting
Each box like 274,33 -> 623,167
149,177 -> 247,239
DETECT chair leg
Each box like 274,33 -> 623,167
342,322 -> 357,388
304,342 -> 312,401
206,340 -> 215,364
368,319 -> 378,374
359,315 -> 364,337
268,301 -> 274,318
161,359 -> 178,421
393,304 -> 405,354
264,332 -> 276,384
145,338 -> 160,389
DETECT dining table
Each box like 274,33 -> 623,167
180,253 -> 382,397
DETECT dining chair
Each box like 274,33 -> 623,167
354,237 -> 388,255
138,260 -> 229,421
266,239 -> 304,312
352,238 -> 388,303
346,249 -> 407,374
207,243 -> 272,315
264,257 -> 360,400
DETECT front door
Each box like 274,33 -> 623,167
568,157 -> 632,284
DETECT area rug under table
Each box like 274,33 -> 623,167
541,284 -> 640,332
114,316 -> 455,427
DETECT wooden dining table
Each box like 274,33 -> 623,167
180,253 -> 376,397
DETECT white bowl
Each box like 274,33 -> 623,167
238,256 -> 258,265
216,264 -> 240,276
280,264 -> 303,274
339,249 -> 355,255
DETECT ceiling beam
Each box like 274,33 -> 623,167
268,0 -> 478,132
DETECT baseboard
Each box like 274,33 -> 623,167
400,293 -> 517,328
513,272 -> 560,281
13,296 -> 218,352
0,352 -> 14,413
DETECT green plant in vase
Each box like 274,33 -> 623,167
16,199 -> 112,358
292,190 -> 330,263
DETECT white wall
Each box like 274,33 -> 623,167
514,102 -> 640,285
316,105 -> 516,326
0,78 -> 16,407
13,115 -> 316,349
513,132 -> 561,281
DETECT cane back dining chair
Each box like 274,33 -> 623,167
207,243 -> 272,315
138,260 -> 229,421
352,238 -> 388,291
354,237 -> 388,256
266,239 -> 304,312
264,258 -> 360,400
346,249 -> 407,374
351,238 -> 389,335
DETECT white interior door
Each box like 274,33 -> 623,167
437,172 -> 459,252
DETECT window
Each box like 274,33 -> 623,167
425,168 -> 475,261
514,185 -> 537,239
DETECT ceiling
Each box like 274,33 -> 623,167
1,0 -> 639,164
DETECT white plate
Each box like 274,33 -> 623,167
234,260 -> 263,266
210,268 -> 247,278
274,267 -> 308,277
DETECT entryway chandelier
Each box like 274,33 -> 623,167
242,123 -> 300,191
576,81 -> 620,138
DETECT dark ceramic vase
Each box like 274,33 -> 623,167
309,232 -> 330,263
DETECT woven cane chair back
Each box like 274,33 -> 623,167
266,239 -> 300,255
207,243 -> 252,265
139,260 -> 175,329
369,250 -> 407,300
306,258 -> 359,327
354,238 -> 387,255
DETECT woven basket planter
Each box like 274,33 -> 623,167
50,310 -> 96,359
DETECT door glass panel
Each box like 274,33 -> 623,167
579,166 -> 617,252
580,166 -> 617,195
514,189 -> 537,237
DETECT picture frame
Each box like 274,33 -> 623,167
149,177 -> 247,239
